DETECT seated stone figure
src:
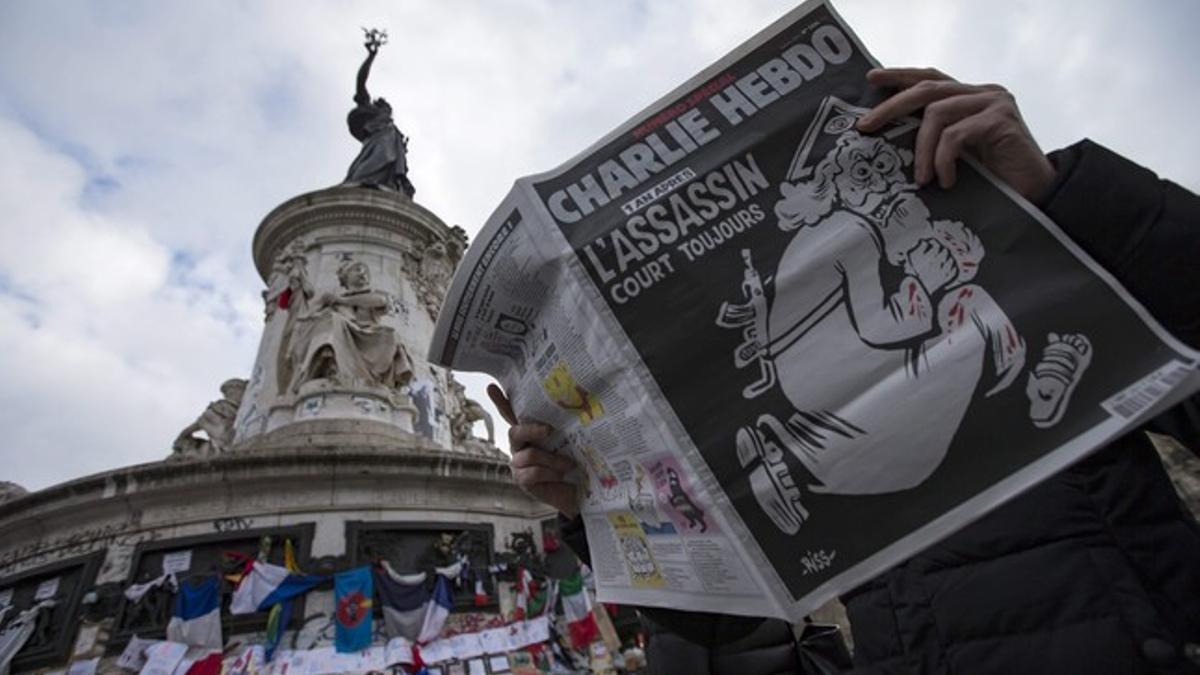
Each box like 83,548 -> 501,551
288,258 -> 413,394
172,378 -> 247,458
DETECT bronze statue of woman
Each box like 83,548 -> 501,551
343,29 -> 415,197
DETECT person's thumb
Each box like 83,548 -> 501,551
487,383 -> 518,425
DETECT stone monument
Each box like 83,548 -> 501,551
229,30 -> 495,456
231,178 -> 488,453
0,30 -> 547,673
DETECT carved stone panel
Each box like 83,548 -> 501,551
0,552 -> 103,672
110,524 -> 315,649
345,521 -> 495,612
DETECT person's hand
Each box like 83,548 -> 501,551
906,238 -> 959,294
488,384 -> 580,518
857,68 -> 1055,202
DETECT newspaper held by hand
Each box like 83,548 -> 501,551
429,0 -> 1200,620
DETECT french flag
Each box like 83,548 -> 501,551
167,577 -> 222,649
375,569 -> 430,641
559,571 -> 598,649
230,561 -> 325,614
418,575 -> 454,642
375,570 -> 455,643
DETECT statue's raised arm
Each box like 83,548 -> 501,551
354,29 -> 384,107
343,28 -> 415,197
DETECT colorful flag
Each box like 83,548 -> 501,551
526,576 -> 557,618
166,576 -> 222,648
335,566 -> 374,653
283,538 -> 301,573
263,598 -> 291,661
263,538 -> 305,661
559,572 -> 598,649
375,567 -> 430,641
229,561 -> 325,615
513,567 -> 535,620
473,577 -> 488,607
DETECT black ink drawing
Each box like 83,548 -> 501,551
718,97 -> 1092,534
1027,333 -> 1093,428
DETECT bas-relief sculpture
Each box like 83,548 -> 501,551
283,257 -> 414,398
172,378 -> 248,459
413,240 -> 453,322
402,229 -> 468,323
343,28 -> 415,198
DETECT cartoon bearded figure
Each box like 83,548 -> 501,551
719,98 -> 1090,534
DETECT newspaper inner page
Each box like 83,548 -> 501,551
430,0 -> 1200,620
432,190 -> 783,617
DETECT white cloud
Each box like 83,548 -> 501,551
0,118 -> 260,488
0,0 -> 1196,490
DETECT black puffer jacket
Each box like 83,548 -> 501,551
641,612 -> 804,675
843,140 -> 1200,674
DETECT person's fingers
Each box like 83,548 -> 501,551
858,79 -> 984,132
912,92 -> 995,185
512,464 -> 570,487
511,446 -> 576,473
487,384 -> 517,425
527,482 -> 579,518
527,481 -> 576,500
508,421 -> 553,448
865,67 -> 954,90
933,113 -> 1002,189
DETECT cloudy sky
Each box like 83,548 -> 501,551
1,1 -> 1196,491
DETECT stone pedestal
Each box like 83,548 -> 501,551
0,187 -> 534,673
233,186 -> 474,452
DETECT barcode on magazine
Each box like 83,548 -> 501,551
1102,360 -> 1194,419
